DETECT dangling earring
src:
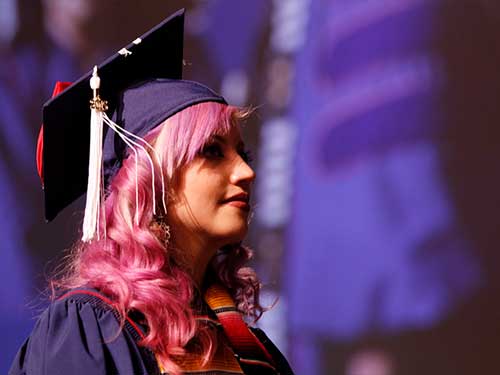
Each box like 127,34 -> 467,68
161,219 -> 171,246
153,213 -> 171,246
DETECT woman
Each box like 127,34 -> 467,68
9,10 -> 293,375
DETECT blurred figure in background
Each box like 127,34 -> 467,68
287,0 -> 500,374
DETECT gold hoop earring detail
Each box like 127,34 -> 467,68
153,214 -> 171,246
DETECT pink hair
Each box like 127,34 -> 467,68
51,102 -> 264,374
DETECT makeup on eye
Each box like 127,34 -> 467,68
200,143 -> 225,159
199,136 -> 253,164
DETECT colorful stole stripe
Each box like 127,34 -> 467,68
157,336 -> 244,374
203,284 -> 277,371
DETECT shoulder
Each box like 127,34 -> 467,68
9,288 -> 156,375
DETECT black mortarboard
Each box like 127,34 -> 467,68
40,9 -> 227,227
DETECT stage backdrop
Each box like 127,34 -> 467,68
287,1 -> 500,374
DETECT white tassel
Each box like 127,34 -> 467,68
82,66 -> 107,242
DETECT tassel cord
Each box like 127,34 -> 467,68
103,113 -> 167,214
104,119 -> 143,225
103,116 -> 167,224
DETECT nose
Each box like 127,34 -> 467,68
230,158 -> 256,186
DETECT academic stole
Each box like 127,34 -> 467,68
157,283 -> 277,374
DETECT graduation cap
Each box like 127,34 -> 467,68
38,9 -> 227,241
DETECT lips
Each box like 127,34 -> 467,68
222,193 -> 250,211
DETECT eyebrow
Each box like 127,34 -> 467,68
211,135 -> 245,149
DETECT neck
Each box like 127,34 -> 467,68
171,228 -> 219,288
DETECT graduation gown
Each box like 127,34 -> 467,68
9,288 -> 293,375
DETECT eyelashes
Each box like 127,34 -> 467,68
199,143 -> 253,164
200,143 -> 224,159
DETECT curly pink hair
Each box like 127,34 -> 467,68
51,102 -> 264,374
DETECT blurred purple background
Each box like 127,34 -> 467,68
2,1 -> 500,374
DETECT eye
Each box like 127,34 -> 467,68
239,149 -> 253,164
200,143 -> 224,159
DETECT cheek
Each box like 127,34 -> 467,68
173,172 -> 222,221
185,165 -> 224,195
184,176 -> 221,209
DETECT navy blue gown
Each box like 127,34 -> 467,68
9,290 -> 159,375
9,289 -> 294,375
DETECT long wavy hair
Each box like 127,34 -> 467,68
51,102 -> 264,374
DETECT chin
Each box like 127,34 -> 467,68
217,223 -> 248,244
